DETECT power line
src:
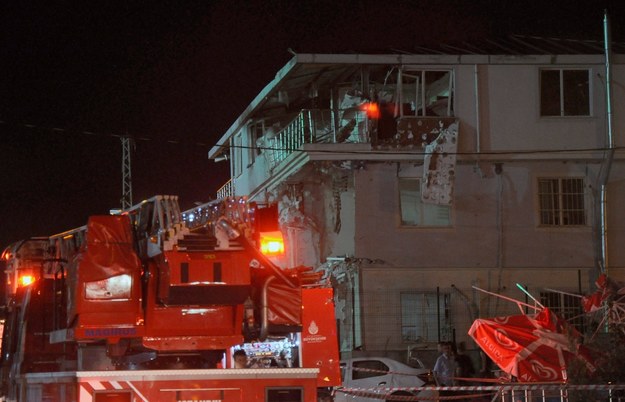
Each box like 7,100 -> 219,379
0,119 -> 210,148
2,118 -> 622,158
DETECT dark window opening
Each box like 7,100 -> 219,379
540,69 -> 590,117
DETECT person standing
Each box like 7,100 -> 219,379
454,342 -> 475,380
454,342 -> 476,402
433,342 -> 457,386
478,349 -> 494,380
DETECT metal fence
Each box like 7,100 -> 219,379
350,287 -> 589,360
335,383 -> 625,401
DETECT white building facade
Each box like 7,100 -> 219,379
209,47 -> 625,362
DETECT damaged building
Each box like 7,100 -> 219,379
208,37 -> 625,363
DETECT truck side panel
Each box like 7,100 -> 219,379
301,288 -> 342,388
21,369 -> 319,402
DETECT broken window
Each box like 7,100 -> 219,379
538,177 -> 586,226
247,121 -> 265,164
398,69 -> 454,117
540,69 -> 590,116
399,178 -> 451,226
335,87 -> 373,143
232,134 -> 243,178
401,291 -> 451,342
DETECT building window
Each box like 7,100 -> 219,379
399,178 -> 451,226
399,69 -> 454,117
233,134 -> 243,178
540,290 -> 584,332
248,121 -> 264,165
401,292 -> 451,342
540,69 -> 590,116
538,178 -> 586,226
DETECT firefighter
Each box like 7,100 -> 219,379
233,350 -> 249,368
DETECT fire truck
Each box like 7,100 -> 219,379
0,196 -> 340,401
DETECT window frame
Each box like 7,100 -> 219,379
232,133 -> 243,178
247,120 -> 265,166
539,68 -> 591,117
540,289 -> 585,333
400,291 -> 452,343
399,68 -> 455,117
398,177 -> 452,227
537,177 -> 587,227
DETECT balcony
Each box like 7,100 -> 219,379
257,108 -> 458,171
258,108 -> 367,171
216,179 -> 235,200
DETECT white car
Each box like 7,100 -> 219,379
334,356 -> 438,402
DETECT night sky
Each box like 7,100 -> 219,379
1,1 -> 624,248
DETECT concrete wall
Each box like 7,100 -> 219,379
354,161 -> 600,270
484,65 -> 606,151
351,159 -> 625,354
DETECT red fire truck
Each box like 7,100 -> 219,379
0,196 -> 340,401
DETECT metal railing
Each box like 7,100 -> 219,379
214,111 -> 460,199
262,108 -> 369,171
47,225 -> 88,275
181,197 -> 253,235
123,195 -> 185,257
217,179 -> 234,200
336,383 -> 625,401
181,199 -> 228,232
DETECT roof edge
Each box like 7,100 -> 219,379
208,55 -> 301,159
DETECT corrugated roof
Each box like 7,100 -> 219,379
394,35 -> 625,55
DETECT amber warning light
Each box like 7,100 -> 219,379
259,231 -> 285,256
362,102 -> 380,119
18,275 -> 35,287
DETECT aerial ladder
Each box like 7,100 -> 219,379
0,195 -> 340,401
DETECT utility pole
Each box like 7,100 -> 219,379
121,135 -> 133,210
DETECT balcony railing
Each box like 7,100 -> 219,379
214,108 -> 459,199
260,108 -> 372,171
216,179 -> 234,200
261,109 -> 458,171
